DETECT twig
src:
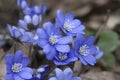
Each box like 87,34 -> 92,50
29,45 -> 32,58
95,9 -> 110,40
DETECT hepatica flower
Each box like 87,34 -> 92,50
36,22 -> 72,60
56,9 -> 85,36
18,14 -> 42,30
17,0 -> 46,16
7,24 -> 35,44
74,34 -> 97,66
5,50 -> 33,80
49,68 -> 81,80
54,50 -> 77,65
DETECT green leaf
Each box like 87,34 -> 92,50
103,53 -> 116,69
97,30 -> 119,53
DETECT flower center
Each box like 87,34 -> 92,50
12,63 -> 23,72
64,20 -> 73,31
49,35 -> 58,45
79,45 -> 90,56
58,53 -> 68,61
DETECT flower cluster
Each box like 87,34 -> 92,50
5,0 -> 104,80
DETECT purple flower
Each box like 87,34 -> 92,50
54,50 -> 77,65
36,22 -> 72,60
56,9 -> 85,36
74,34 -> 97,66
49,68 -> 82,80
18,14 -> 42,30
5,50 -> 33,80
7,24 -> 36,44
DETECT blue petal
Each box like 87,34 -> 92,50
5,74 -> 14,80
5,54 -> 13,65
24,15 -> 31,24
72,19 -> 81,28
84,55 -> 96,66
21,0 -> 28,9
7,24 -> 14,37
64,68 -> 73,80
95,46 -> 104,60
18,70 -> 33,79
56,9 -> 64,25
43,22 -> 54,35
55,44 -> 70,52
40,4 -> 46,15
18,20 -> 28,30
72,77 -> 82,80
36,28 -> 47,39
21,57 -> 30,67
13,29 -> 22,38
22,67 -> 33,74
34,6 -> 40,13
20,34 -> 29,42
14,50 -> 23,63
38,39 -> 48,48
74,34 -> 85,51
32,15 -> 39,26
6,64 -> 12,74
57,36 -> 72,44
66,51 -> 78,62
14,74 -> 24,80
84,36 -> 95,46
77,54 -> 87,65
54,60 -> 68,65
55,68 -> 64,80
23,7 -> 31,15
43,44 -> 51,54
43,45 -> 56,60
65,12 -> 74,20
71,25 -> 85,34
90,45 -> 97,55
49,77 -> 57,80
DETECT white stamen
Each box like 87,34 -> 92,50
64,20 -> 73,31
58,53 -> 67,60
49,35 -> 58,45
79,45 -> 90,56
12,63 -> 22,72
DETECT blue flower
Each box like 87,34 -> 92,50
7,24 -> 36,44
56,9 -> 85,36
18,14 -> 42,30
7,24 -> 25,39
36,22 -> 72,60
49,68 -> 82,80
5,50 -> 33,80
74,34 -> 97,66
17,0 -> 46,16
54,50 -> 77,65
